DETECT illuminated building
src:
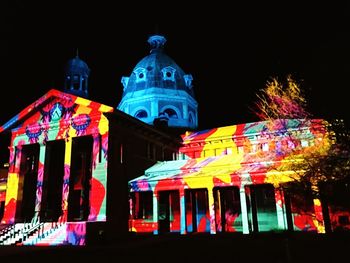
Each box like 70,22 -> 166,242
118,35 -> 198,130
129,119 -> 350,234
1,34 -> 349,246
0,54 -> 181,245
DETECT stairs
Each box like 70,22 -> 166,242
0,221 -> 67,246
21,223 -> 67,246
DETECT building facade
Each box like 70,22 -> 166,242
118,35 -> 198,130
0,90 -> 180,245
129,119 -> 350,234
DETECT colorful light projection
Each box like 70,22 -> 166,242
1,89 -> 112,240
129,119 -> 334,234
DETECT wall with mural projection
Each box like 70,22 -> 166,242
0,89 -> 112,245
129,118 -> 348,235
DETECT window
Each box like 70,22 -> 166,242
161,66 -> 176,81
134,67 -> 147,82
183,74 -> 193,88
121,77 -> 129,90
135,110 -> 148,118
163,108 -> 178,119
262,143 -> 269,151
131,192 -> 153,220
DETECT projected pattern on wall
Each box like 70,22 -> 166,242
129,119 -> 346,235
0,89 -> 112,245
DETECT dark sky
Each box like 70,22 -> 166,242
1,1 -> 350,131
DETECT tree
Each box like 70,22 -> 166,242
253,75 -> 350,232
254,74 -> 309,121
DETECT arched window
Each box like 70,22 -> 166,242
135,110 -> 148,118
134,67 -> 147,83
161,66 -> 176,81
163,108 -> 178,119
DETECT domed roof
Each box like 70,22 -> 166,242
65,55 -> 90,75
121,35 -> 194,98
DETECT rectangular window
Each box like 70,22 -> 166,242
131,191 -> 153,220
68,136 -> 93,221
226,147 -> 233,155
15,144 -> 39,223
41,140 -> 65,222
262,143 -> 269,152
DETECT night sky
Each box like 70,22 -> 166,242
1,1 -> 349,131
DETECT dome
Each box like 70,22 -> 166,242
64,54 -> 90,99
121,35 -> 194,99
118,34 -> 198,130
65,56 -> 90,75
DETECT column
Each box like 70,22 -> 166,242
79,75 -> 83,90
60,139 -> 72,222
182,103 -> 188,120
240,186 -> 250,234
151,100 -> 159,118
70,74 -> 74,89
34,143 -> 47,221
2,146 -> 22,224
275,187 -> 287,230
153,192 -> 159,235
312,185 -> 325,233
179,188 -> 186,234
207,187 -> 216,234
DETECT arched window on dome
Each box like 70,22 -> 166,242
135,110 -> 148,119
134,67 -> 147,83
161,66 -> 176,81
163,108 -> 178,119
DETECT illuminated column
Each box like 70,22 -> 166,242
208,187 -> 216,234
312,185 -> 325,233
153,192 -> 159,235
85,75 -> 88,90
151,100 -> 159,118
2,146 -> 21,224
240,186 -> 250,234
70,75 -> 74,89
182,103 -> 188,120
34,143 -> 47,220
61,139 -> 72,222
275,187 -> 287,230
179,188 -> 186,234
79,75 -> 83,90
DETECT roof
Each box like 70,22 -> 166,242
0,89 -> 113,133
121,35 -> 195,99
65,56 -> 90,75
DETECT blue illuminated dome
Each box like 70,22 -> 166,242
64,54 -> 90,98
118,34 -> 198,130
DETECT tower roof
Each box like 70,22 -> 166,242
121,35 -> 194,98
65,55 -> 90,75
